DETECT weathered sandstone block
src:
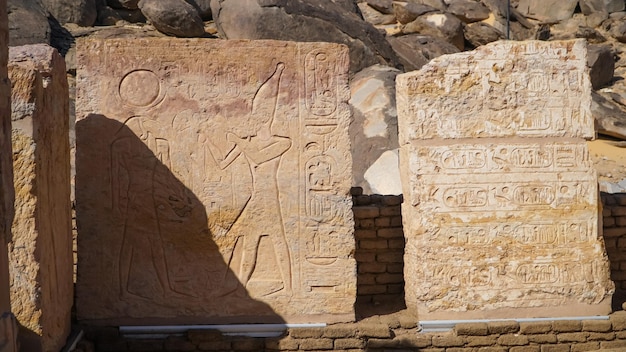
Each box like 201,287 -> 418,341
76,38 -> 355,324
397,40 -> 614,320
8,44 -> 72,352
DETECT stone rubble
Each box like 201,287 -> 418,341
349,64 -> 402,195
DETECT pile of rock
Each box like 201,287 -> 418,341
8,0 -> 626,78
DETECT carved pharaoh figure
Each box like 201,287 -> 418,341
206,62 -> 293,297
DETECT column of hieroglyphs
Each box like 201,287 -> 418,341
0,0 -> 18,350
75,38 -> 355,324
397,39 -> 614,320
8,44 -> 72,352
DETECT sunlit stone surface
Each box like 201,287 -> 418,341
76,38 -> 356,324
397,39 -> 614,320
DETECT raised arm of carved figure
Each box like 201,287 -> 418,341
227,133 -> 291,165
204,135 -> 242,170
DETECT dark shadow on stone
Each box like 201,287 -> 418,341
15,322 -> 40,352
75,114 -> 285,326
355,296 -> 407,321
48,15 -> 74,57
603,191 -> 626,312
612,293 -> 626,315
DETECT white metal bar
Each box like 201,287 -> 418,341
419,316 -> 610,333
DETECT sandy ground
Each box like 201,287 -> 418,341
588,138 -> 626,183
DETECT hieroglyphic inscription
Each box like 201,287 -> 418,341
299,46 -> 353,296
423,259 -> 605,293
397,40 -> 594,141
397,40 -> 613,320
305,154 -> 343,222
76,39 -> 355,324
411,173 -> 596,212
437,220 -> 595,247
416,142 -> 591,173
305,49 -> 339,118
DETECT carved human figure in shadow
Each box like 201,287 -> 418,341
205,62 -> 293,297
112,116 -> 198,301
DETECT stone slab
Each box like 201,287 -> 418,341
8,44 -> 72,352
397,40 -> 594,141
400,141 -> 612,319
0,0 -> 10,247
397,40 -> 613,320
75,38 -> 356,324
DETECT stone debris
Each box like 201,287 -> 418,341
210,0 -> 400,74
7,0 -> 51,47
349,64 -> 401,195
40,0 -> 97,27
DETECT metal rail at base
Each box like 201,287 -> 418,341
120,323 -> 327,339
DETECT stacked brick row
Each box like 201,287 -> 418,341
351,188 -> 405,305
601,192 -> 626,306
362,315 -> 626,351
81,312 -> 626,351
350,191 -> 626,309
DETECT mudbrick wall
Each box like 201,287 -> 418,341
351,188 -> 405,309
74,191 -> 626,352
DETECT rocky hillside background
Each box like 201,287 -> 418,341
8,0 -> 626,192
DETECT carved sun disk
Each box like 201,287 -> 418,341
119,69 -> 161,107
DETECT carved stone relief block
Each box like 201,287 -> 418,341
75,38 -> 355,324
397,40 -> 613,320
397,40 -> 594,141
